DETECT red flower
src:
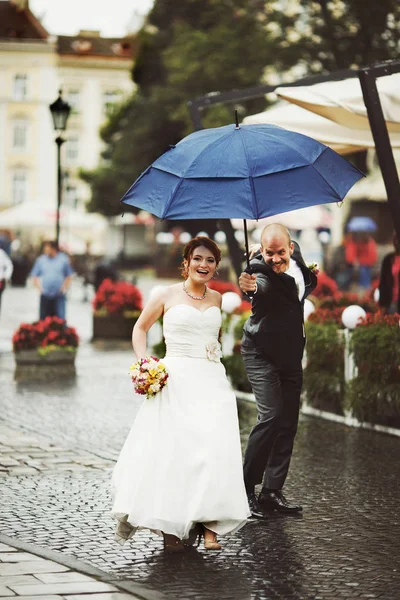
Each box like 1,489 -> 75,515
308,307 -> 345,325
312,271 -> 339,299
208,280 -> 241,296
233,300 -> 252,315
356,310 -> 400,328
12,316 -> 79,352
92,279 -> 143,314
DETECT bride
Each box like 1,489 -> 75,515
111,236 -> 250,552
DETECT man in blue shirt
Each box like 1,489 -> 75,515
30,241 -> 74,320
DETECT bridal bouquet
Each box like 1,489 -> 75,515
129,357 -> 168,398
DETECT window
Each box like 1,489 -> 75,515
103,90 -> 121,117
64,185 -> 78,208
13,74 -> 28,100
67,89 -> 80,114
12,170 -> 27,205
64,185 -> 78,209
66,135 -> 79,163
12,119 -> 28,151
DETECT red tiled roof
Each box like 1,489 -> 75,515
0,2 -> 48,40
57,35 -> 137,59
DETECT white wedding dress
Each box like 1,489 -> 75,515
111,303 -> 250,543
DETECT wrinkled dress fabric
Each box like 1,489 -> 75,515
111,304 -> 250,543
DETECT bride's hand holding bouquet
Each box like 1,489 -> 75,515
130,356 -> 168,399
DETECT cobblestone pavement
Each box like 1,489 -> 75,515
1,285 -> 400,600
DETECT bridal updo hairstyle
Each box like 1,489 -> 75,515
181,236 -> 221,279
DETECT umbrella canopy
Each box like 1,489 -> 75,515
121,123 -> 363,222
347,216 -> 377,232
243,101 -> 400,155
276,74 -> 400,132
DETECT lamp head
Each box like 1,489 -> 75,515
49,90 -> 71,132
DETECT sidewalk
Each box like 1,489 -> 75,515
0,423 -> 161,600
0,538 -> 135,600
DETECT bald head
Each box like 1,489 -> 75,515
260,223 -> 291,247
260,223 -> 294,274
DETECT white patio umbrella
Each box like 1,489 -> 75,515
276,73 -> 400,132
346,149 -> 400,201
0,203 -> 107,240
231,204 -> 333,232
243,102 -> 376,155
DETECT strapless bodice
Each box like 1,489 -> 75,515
163,304 -> 222,360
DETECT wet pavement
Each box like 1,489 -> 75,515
1,284 -> 400,600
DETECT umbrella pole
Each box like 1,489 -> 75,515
243,219 -> 250,269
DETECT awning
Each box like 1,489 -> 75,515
276,73 -> 400,132
243,101 -> 376,155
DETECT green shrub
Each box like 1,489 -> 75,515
347,313 -> 400,425
303,322 -> 345,414
151,338 -> 166,358
151,317 -> 165,358
233,312 -> 251,342
222,351 -> 252,393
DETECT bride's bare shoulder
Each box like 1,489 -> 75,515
207,287 -> 222,307
161,282 -> 183,306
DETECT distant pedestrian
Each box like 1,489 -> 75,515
344,232 -> 377,290
30,241 -> 74,320
94,258 -> 117,291
378,232 -> 400,314
0,247 -> 13,316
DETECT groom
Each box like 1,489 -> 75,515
238,223 -> 317,518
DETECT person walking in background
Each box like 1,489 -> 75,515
238,224 -> 317,519
30,241 -> 73,320
378,232 -> 400,314
344,232 -> 377,290
0,246 -> 13,316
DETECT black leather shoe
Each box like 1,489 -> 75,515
258,490 -> 302,513
247,493 -> 268,520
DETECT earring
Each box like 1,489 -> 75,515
213,270 -> 219,279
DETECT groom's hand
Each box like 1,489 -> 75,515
239,272 -> 257,293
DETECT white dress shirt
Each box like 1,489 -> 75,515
0,249 -> 13,281
286,258 -> 305,300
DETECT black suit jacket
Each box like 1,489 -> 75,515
379,252 -> 400,312
241,242 -> 317,369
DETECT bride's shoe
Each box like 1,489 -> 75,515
202,526 -> 222,551
162,533 -> 186,553
185,524 -> 202,547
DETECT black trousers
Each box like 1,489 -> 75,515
241,346 -> 303,492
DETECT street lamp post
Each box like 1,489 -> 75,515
49,90 -> 71,246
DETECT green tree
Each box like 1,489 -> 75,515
82,0 -> 278,218
266,0 -> 400,73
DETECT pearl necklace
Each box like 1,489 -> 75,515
183,281 -> 207,300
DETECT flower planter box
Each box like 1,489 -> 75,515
14,348 -> 77,381
92,312 -> 140,340
14,348 -> 77,365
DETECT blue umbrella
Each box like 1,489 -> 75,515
121,121 -> 363,264
347,216 -> 377,232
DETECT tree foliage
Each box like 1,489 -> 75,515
84,0 -> 277,217
84,0 -> 400,217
